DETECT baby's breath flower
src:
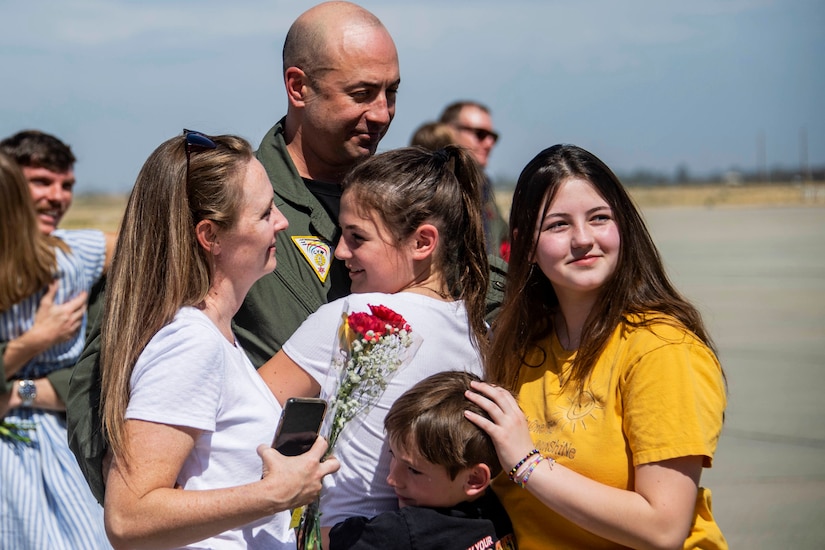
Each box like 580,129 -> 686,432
298,303 -> 420,549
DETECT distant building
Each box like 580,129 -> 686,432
724,170 -> 743,186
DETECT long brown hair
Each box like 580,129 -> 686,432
341,145 -> 490,354
487,144 -> 717,391
0,152 -> 68,311
101,133 -> 253,459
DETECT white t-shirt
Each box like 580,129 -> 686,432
281,292 -> 484,527
126,307 -> 293,550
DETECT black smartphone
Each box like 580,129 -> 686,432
272,397 -> 327,456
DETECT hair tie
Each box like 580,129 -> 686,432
433,147 -> 451,165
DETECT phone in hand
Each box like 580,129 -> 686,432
272,397 -> 328,456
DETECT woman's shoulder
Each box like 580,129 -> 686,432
172,306 -> 219,328
617,312 -> 710,354
153,307 -> 223,345
138,307 -> 227,369
623,311 -> 697,337
613,313 -> 718,374
317,292 -> 441,316
330,292 -> 405,308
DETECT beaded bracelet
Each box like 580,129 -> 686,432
515,455 -> 544,488
507,449 -> 540,481
514,454 -> 556,489
513,451 -> 543,480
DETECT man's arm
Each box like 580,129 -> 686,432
66,278 -> 108,505
47,275 -> 106,410
2,279 -> 91,411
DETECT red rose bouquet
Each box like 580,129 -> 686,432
297,302 -> 421,550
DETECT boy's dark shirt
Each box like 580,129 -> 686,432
329,489 -> 516,550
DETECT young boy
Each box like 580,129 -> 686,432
329,371 -> 516,550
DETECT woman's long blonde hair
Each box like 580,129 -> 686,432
100,133 -> 253,460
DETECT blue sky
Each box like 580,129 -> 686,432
1,0 -> 822,193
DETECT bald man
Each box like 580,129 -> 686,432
66,1 -> 505,509
68,1 -> 399,504
234,1 -> 402,366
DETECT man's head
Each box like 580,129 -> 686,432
409,121 -> 457,151
0,130 -> 76,234
439,101 -> 498,168
384,371 -> 501,508
282,1 -> 400,182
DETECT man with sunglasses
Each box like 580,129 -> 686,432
439,101 -> 510,260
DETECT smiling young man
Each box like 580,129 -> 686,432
0,130 -> 76,235
0,130 -> 109,438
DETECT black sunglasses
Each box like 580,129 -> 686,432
454,125 -> 499,143
183,129 -> 217,181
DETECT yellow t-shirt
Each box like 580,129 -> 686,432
492,314 -> 728,549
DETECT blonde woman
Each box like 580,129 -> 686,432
100,131 -> 339,549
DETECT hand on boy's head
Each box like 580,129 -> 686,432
463,381 -> 535,474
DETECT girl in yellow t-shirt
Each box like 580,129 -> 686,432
465,144 -> 728,550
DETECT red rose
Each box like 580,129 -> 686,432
368,304 -> 411,332
347,312 -> 386,338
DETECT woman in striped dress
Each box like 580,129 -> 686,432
0,151 -> 112,549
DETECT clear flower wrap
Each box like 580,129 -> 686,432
296,300 -> 422,550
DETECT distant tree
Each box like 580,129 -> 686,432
674,163 -> 690,183
620,168 -> 669,187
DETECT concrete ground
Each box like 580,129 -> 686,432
642,205 -> 825,548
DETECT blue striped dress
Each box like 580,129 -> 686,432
1,229 -> 111,549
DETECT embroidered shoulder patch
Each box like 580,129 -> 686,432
291,236 -> 332,283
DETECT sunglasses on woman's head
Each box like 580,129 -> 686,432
182,129 -> 217,181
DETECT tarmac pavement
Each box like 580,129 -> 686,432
642,205 -> 825,548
